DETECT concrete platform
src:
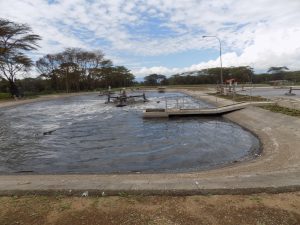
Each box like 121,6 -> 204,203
0,90 -> 299,196
143,101 -> 273,118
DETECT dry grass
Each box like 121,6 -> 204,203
0,192 -> 299,225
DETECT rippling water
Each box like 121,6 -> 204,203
0,91 -> 260,174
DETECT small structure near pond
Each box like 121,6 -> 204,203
105,88 -> 148,107
285,87 -> 299,96
157,87 -> 166,93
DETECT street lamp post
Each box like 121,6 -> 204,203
202,35 -> 223,85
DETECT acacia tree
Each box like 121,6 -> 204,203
35,54 -> 61,90
267,66 -> 289,80
0,19 -> 41,96
38,49 -> 94,91
267,66 -> 289,74
36,48 -> 135,91
144,74 -> 167,86
71,48 -> 109,89
89,59 -> 113,88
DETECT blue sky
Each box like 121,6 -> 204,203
1,0 -> 300,78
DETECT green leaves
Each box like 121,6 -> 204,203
0,19 -> 41,82
36,48 -> 135,92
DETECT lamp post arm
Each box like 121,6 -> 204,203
216,37 -> 223,85
202,35 -> 223,85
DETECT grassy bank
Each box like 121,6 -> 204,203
0,90 -> 98,102
209,93 -> 268,102
259,104 -> 300,118
0,92 -> 46,102
0,93 -> 11,100
0,192 -> 299,225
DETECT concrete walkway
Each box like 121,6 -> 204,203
0,90 -> 300,196
143,101 -> 273,118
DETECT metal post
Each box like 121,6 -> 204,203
165,97 -> 168,110
202,35 -> 223,91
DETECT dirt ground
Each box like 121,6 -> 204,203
0,192 -> 299,225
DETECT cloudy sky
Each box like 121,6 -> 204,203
1,0 -> 300,78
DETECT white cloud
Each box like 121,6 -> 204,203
1,0 -> 300,78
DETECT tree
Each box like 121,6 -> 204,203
144,74 -> 167,86
267,66 -> 289,80
36,48 -> 134,91
167,66 -> 254,85
112,66 -> 134,87
59,62 -> 80,93
36,48 -> 105,92
0,19 -> 41,96
267,66 -> 289,74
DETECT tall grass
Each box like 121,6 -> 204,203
0,93 -> 11,100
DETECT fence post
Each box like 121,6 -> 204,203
165,97 -> 168,110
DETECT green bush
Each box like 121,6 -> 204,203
0,92 -> 11,100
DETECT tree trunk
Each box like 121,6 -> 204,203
65,70 -> 69,93
8,79 -> 19,97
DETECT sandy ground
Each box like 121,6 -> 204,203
0,192 -> 299,225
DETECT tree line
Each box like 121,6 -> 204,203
0,18 -> 135,97
143,66 -> 300,86
36,48 -> 134,93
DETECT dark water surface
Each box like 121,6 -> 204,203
0,92 -> 260,174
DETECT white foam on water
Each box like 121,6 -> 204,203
103,115 -> 113,120
41,124 -> 60,131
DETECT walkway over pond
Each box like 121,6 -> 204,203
144,101 -> 273,118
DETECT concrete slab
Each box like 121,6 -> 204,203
143,101 -> 274,118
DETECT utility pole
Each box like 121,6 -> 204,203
202,35 -> 223,86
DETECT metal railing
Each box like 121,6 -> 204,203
162,86 -> 276,111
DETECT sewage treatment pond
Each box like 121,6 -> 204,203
0,92 -> 260,174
